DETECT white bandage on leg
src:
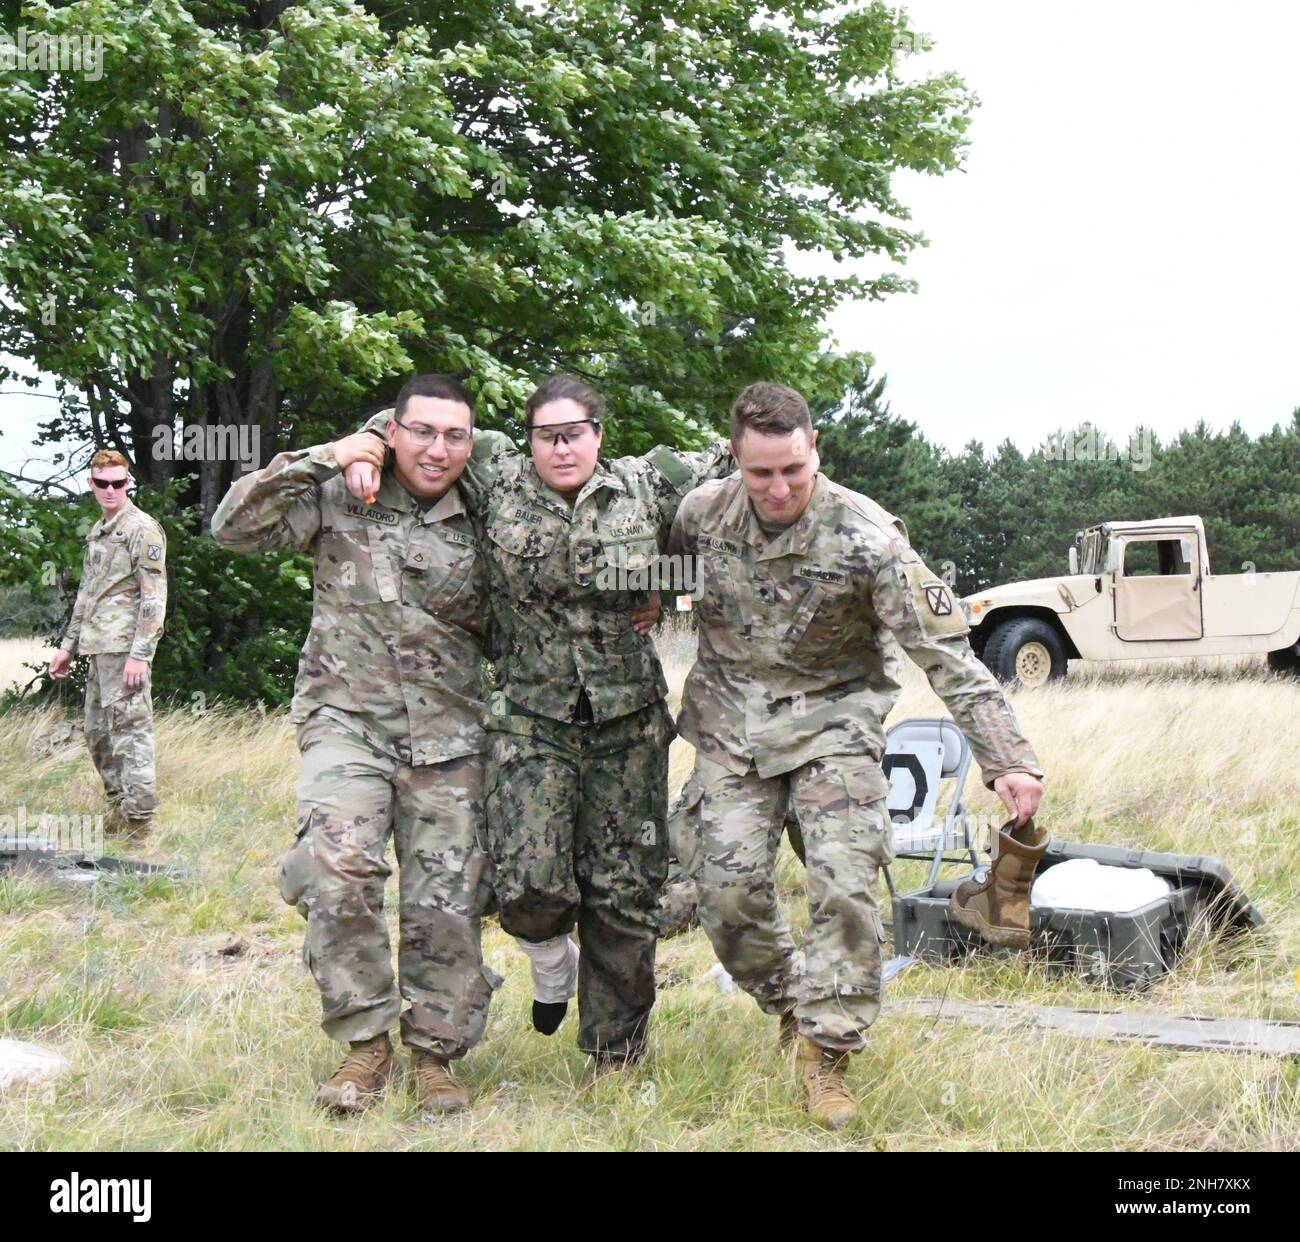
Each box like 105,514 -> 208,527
515,934 -> 579,1004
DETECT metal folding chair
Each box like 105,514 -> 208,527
881,717 -> 979,900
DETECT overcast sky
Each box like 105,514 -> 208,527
3,0 -> 1297,473
819,0 -> 1300,452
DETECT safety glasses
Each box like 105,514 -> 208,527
528,419 -> 601,446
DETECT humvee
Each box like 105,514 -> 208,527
962,516 -> 1300,685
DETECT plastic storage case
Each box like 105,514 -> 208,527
888,839 -> 1264,990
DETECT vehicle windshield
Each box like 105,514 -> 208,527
1077,530 -> 1104,574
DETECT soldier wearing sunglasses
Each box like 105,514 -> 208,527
49,449 -> 167,829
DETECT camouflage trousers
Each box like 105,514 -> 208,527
658,799 -> 807,939
672,752 -> 894,1053
84,654 -> 157,823
278,712 -> 498,1058
486,700 -> 672,1059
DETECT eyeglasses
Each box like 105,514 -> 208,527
91,478 -> 128,490
394,418 -> 472,449
528,419 -> 601,446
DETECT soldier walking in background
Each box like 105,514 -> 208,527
668,382 -> 1047,1127
49,449 -> 167,831
211,375 -> 504,1116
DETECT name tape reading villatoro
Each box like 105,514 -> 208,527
49,1173 -> 152,1223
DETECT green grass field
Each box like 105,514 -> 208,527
2,643 -> 1298,1151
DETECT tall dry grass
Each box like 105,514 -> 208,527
1,632 -> 1297,1151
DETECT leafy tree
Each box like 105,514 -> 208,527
1,0 -> 974,513
1,0 -> 974,703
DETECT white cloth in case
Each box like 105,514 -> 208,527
1031,857 -> 1172,913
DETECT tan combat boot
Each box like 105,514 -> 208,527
778,1009 -> 798,1052
796,1037 -> 856,1129
949,817 -> 1050,949
316,1032 -> 394,1113
410,1049 -> 469,1115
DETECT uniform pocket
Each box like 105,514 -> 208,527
597,535 -> 659,591
487,515 -> 561,559
667,777 -> 705,878
782,582 -> 826,649
276,814 -> 315,914
407,532 -> 478,610
840,760 -> 896,866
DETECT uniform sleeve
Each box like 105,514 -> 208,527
360,408 -> 394,439
210,445 -> 337,553
59,545 -> 92,658
641,441 -> 733,543
869,534 -> 1044,789
128,523 -> 168,662
461,428 -> 518,502
666,490 -> 701,560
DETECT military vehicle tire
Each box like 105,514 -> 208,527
982,617 -> 1068,686
1267,643 -> 1300,675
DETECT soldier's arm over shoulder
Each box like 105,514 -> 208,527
665,483 -> 710,559
641,440 -> 733,538
462,427 -> 518,499
210,445 -> 336,553
128,518 -> 168,662
359,408 -> 393,440
866,525 -> 1044,789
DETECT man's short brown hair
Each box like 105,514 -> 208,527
90,449 -> 130,472
729,382 -> 813,443
394,373 -> 476,424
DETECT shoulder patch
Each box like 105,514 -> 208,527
902,563 -> 967,638
642,443 -> 695,489
147,543 -> 163,562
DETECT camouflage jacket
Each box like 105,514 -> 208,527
211,440 -> 498,765
667,473 -> 1044,787
60,504 -> 167,662
474,444 -> 732,724
358,411 -> 731,723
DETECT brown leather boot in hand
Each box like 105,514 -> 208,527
950,817 -> 1050,949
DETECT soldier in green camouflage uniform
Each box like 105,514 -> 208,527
212,377 -> 510,1111
478,377 -> 731,1064
667,382 -> 1044,1125
50,451 -> 167,827
357,375 -> 730,1063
